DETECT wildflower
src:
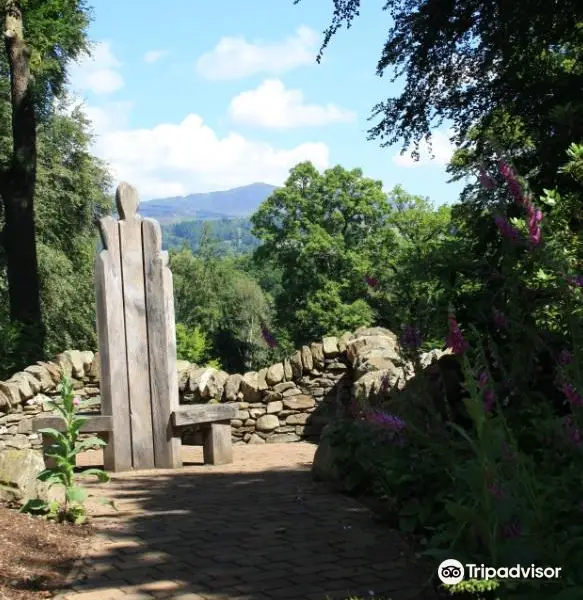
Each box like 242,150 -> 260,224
492,308 -> 507,329
25,398 -> 37,406
558,350 -> 573,365
494,215 -> 521,242
563,415 -> 582,446
364,275 -> 379,289
446,315 -> 469,355
366,409 -> 407,431
561,382 -> 583,408
483,388 -> 496,412
566,275 -> 583,287
498,160 -> 523,203
524,199 -> 543,246
400,325 -> 422,349
477,371 -> 489,388
260,323 -> 278,348
72,397 -> 81,407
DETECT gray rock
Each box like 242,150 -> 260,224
256,414 -> 279,431
310,342 -> 325,369
290,351 -> 303,379
301,346 -> 313,372
322,336 -> 339,357
267,433 -> 300,443
266,363 -> 285,386
273,382 -> 296,394
248,433 -> 266,444
282,388 -> 301,397
283,395 -> 315,410
0,448 -> 48,504
311,426 -> 342,484
240,372 -> 261,402
285,413 -> 309,425
266,401 -> 283,414
257,368 -> 268,391
283,359 -> 293,381
224,374 -> 243,401
176,360 -> 191,391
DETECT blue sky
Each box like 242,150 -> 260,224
66,0 -> 468,203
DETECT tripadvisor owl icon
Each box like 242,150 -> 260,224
438,559 -> 465,584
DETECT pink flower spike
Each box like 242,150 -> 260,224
73,397 -> 81,407
483,388 -> 495,412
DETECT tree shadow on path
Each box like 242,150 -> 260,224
69,445 -> 437,600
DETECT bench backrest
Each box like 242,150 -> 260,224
94,182 -> 181,471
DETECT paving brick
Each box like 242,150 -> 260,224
60,444 -> 437,600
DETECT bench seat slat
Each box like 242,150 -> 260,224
172,404 -> 237,427
32,415 -> 113,433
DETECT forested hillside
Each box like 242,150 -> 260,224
161,217 -> 260,256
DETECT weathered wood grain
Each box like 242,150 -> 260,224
95,215 -> 132,472
142,218 -> 182,469
172,404 -> 238,427
117,183 -> 155,469
202,421 -> 233,465
33,415 -> 113,433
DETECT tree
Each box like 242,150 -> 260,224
295,0 -> 583,185
369,186 -> 454,345
251,161 -> 390,344
169,245 -> 276,372
0,0 -> 91,361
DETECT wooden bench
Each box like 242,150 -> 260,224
33,403 -> 237,467
33,180 -> 238,472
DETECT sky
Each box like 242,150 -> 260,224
66,0 -> 468,203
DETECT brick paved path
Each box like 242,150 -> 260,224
58,443 -> 437,600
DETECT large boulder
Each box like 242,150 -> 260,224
266,363 -> 285,386
311,425 -> 342,486
352,366 -> 408,402
0,449 -> 48,505
189,368 -> 228,400
240,372 -> 261,402
224,374 -> 243,401
345,329 -> 399,367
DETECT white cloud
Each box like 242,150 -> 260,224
143,50 -> 168,64
84,104 -> 329,199
82,101 -> 134,134
196,26 -> 319,80
228,79 -> 355,129
392,130 -> 456,168
68,41 -> 124,95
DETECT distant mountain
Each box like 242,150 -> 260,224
138,182 -> 277,224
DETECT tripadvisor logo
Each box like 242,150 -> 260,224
438,559 -> 562,584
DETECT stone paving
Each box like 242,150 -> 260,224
56,443 -> 437,600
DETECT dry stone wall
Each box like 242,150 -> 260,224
0,326 -> 450,457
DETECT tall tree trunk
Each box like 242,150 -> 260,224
1,0 -> 44,363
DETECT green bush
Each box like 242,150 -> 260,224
326,146 -> 583,600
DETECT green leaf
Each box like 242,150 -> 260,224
74,438 -> 107,453
19,498 -> 49,514
37,468 -> 65,483
78,468 -> 110,482
37,427 -> 65,440
66,486 -> 88,504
